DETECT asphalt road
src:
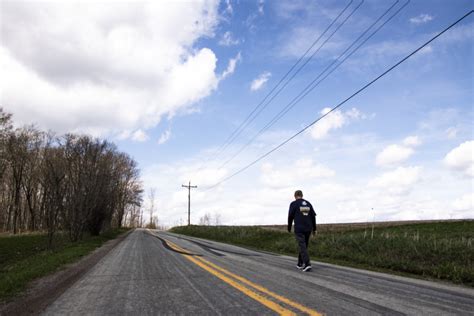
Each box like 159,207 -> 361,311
43,229 -> 474,315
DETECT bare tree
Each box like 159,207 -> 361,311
0,109 -> 143,247
214,213 -> 221,226
147,188 -> 156,229
199,213 -> 211,226
41,137 -> 67,248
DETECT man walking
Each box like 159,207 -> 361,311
288,190 -> 316,272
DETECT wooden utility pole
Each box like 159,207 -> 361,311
182,181 -> 197,226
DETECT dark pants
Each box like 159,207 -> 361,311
295,231 -> 311,266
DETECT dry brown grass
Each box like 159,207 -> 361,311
259,219 -> 468,232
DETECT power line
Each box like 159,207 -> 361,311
216,0 -> 364,157
217,0 -> 407,169
188,0 -> 356,178
206,9 -> 473,190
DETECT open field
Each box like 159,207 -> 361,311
171,220 -> 474,286
259,219 -> 470,232
0,228 -> 130,302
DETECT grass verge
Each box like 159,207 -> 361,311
171,221 -> 473,286
0,228 -> 129,302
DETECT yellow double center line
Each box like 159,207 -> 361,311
161,235 -> 321,316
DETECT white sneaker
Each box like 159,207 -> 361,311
302,265 -> 312,272
296,264 -> 304,270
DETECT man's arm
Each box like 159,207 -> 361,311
288,203 -> 295,232
310,205 -> 316,233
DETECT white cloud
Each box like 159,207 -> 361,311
368,166 -> 422,195
224,0 -> 233,15
403,135 -> 421,147
410,14 -> 434,24
221,52 -> 241,79
452,193 -> 474,212
0,1 -> 235,137
310,108 -> 345,139
219,31 -> 239,46
345,108 -> 365,120
250,71 -> 271,91
444,140 -> 474,177
419,45 -> 433,55
260,158 -> 335,189
140,128 -> 470,227
376,144 -> 414,167
278,25 -> 342,59
376,135 -> 421,168
258,0 -> 265,15
158,130 -> 171,145
131,129 -> 149,142
309,107 -> 364,140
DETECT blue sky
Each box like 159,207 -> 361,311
1,0 -> 472,226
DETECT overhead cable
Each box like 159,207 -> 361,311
188,0 -> 356,178
217,0 -> 407,169
206,9 -> 473,189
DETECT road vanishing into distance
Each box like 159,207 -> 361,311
43,229 -> 474,315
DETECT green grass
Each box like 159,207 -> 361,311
171,221 -> 474,286
0,228 -> 130,302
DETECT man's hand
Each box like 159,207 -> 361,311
312,230 -> 317,236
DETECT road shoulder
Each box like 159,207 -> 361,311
0,229 -> 133,316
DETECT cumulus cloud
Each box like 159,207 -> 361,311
309,107 -> 365,140
131,129 -> 149,142
0,1 -> 238,137
219,31 -> 239,46
260,158 -> 335,189
375,135 -> 421,167
376,145 -> 414,167
157,130 -> 171,145
250,71 -> 271,91
368,166 -> 422,195
141,137 -> 467,226
410,14 -> 434,24
444,140 -> 474,177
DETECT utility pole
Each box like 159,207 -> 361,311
371,207 -> 375,239
182,181 -> 197,226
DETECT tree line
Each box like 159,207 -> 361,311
0,108 -> 143,246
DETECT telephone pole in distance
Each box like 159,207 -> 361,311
182,181 -> 197,226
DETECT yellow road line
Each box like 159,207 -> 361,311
165,238 -> 322,316
159,238 -> 294,314
196,256 -> 322,316
163,239 -> 294,315
183,252 -> 296,315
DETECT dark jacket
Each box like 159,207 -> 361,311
288,198 -> 316,233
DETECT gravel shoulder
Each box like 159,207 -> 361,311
0,229 -> 132,316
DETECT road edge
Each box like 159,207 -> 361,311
166,231 -> 474,296
0,229 -> 134,316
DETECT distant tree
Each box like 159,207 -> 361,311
146,188 -> 157,229
199,213 -> 211,226
214,213 -> 221,226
